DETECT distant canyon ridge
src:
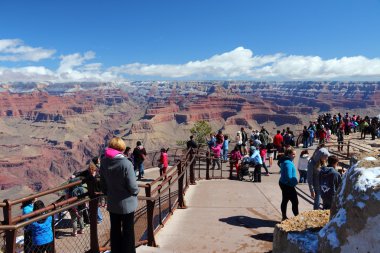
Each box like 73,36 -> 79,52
0,81 -> 379,192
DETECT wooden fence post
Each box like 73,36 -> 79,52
178,161 -> 187,209
206,152 -> 210,180
88,178 -> 100,253
229,161 -> 234,180
145,184 -> 157,247
4,200 -> 16,253
189,149 -> 196,185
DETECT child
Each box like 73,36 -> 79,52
28,200 -> 54,253
297,150 -> 309,183
319,155 -> 342,210
159,148 -> 169,180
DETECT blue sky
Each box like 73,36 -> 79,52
0,0 -> 380,81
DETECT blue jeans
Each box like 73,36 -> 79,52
299,171 -> 307,183
222,149 -> 228,160
137,163 -> 144,178
309,136 -> 314,146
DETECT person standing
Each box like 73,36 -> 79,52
186,135 -> 198,150
307,147 -> 330,210
158,148 -> 169,179
133,141 -> 147,180
100,137 -> 139,253
210,143 -> 222,170
222,135 -> 229,162
235,131 -> 243,155
336,127 -> 344,152
273,130 -> 284,159
319,155 -> 342,209
241,127 -> 248,155
297,150 -> 309,183
266,138 -> 274,168
279,147 -> 299,221
249,146 -> 263,182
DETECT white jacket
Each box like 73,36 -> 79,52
297,155 -> 309,171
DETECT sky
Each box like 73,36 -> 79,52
0,0 -> 380,82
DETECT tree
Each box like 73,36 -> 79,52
190,120 -> 212,145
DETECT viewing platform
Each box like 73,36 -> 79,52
0,132 -> 378,253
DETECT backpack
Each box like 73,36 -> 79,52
68,178 -> 87,212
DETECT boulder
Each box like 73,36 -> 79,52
318,157 -> 380,253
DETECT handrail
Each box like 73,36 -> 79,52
348,140 -> 373,152
7,179 -> 84,205
0,198 -> 89,230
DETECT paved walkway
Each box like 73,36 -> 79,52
137,153 -> 314,253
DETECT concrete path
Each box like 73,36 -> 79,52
137,154 -> 314,253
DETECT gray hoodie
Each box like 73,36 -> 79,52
307,148 -> 330,194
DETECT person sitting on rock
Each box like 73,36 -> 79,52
319,155 -> 342,210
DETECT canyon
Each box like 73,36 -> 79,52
0,81 -> 379,194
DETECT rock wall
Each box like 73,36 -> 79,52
318,157 -> 380,253
273,155 -> 380,253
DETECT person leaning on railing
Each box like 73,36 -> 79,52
100,137 -> 139,253
27,200 -> 54,253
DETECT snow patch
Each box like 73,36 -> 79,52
356,202 -> 365,209
363,156 -> 377,161
334,208 -> 347,227
354,167 -> 380,192
287,231 -> 318,253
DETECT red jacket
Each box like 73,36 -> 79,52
160,153 -> 168,168
273,134 -> 283,147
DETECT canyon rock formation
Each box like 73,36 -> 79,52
0,81 -> 379,194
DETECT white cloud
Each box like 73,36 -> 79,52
0,40 -> 380,81
0,39 -> 55,62
112,48 -> 380,80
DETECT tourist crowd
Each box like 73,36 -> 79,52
20,112 -> 378,252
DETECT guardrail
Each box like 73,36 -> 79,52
0,146 -> 221,253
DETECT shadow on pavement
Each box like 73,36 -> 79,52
219,216 -> 278,229
251,232 -> 273,242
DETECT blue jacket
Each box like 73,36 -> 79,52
223,139 -> 229,149
29,216 -> 53,246
279,158 -> 298,187
22,204 -> 34,215
249,150 -> 263,165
